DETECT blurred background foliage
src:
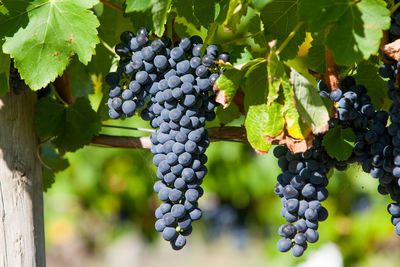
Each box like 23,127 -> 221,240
44,111 -> 400,266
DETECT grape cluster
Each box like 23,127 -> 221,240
275,76 -> 398,256
320,76 -> 400,235
9,60 -> 30,95
375,6 -> 400,236
104,28 -> 229,249
273,136 -> 331,257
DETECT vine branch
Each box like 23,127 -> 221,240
91,126 -> 247,149
100,0 -> 122,12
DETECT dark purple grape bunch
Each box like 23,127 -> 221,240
379,21 -> 400,236
104,27 -> 230,250
149,36 -> 230,250
273,136 -> 331,257
321,75 -> 400,237
9,60 -> 30,95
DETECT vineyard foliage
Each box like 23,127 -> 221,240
0,0 -> 394,186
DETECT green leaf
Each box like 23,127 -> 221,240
245,104 -> 272,153
215,67 -> 243,108
264,99 -> 284,138
41,142 -> 69,191
67,58 -> 94,100
305,33 -> 325,74
126,9 -> 154,33
322,125 -> 356,161
224,0 -> 248,33
268,52 -> 286,104
125,0 -> 151,12
242,60 -> 268,113
1,0 -> 100,90
0,42 -> 10,97
250,0 -> 273,11
216,103 -> 240,125
151,0 -> 172,36
282,80 -> 308,139
230,46 -> 254,68
35,97 -> 102,152
298,0 -> 391,66
260,0 -> 306,60
193,0 -> 216,27
290,69 -> 330,134
174,0 -> 199,26
353,62 -> 387,110
99,3 -> 134,45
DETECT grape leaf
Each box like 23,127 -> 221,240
151,0 -> 172,36
353,62 -> 387,110
249,0 -> 273,11
1,0 -> 100,90
264,98 -> 284,138
259,0 -> 306,61
224,0 -> 248,33
193,0 -> 215,27
0,43 -> 10,97
282,80 -> 309,139
215,59 -> 264,108
245,104 -> 272,154
230,46 -> 254,68
0,0 -> 31,38
298,0 -> 390,65
125,0 -> 151,12
290,69 -> 330,134
174,0 -> 199,26
305,33 -> 325,74
99,3 -> 134,45
67,58 -> 94,100
35,97 -> 102,152
322,125 -> 356,161
216,104 -> 240,125
41,142 -> 69,192
242,60 -> 268,113
126,9 -> 154,33
215,67 -> 243,108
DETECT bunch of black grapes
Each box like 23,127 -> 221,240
104,28 -> 230,250
274,76 -> 398,257
320,76 -> 400,236
273,136 -> 332,257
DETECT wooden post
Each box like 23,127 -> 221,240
0,91 -> 46,267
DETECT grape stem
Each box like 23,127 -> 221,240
391,2 -> 400,14
100,0 -> 122,12
91,126 -> 247,149
276,21 -> 304,55
100,38 -> 117,55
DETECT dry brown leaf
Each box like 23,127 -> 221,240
383,39 -> 400,62
265,129 -> 314,154
215,89 -> 229,108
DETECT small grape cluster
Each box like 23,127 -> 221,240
273,136 -> 331,257
104,28 -> 229,250
379,45 -> 400,235
275,76 -> 398,256
320,76 -> 400,235
9,60 -> 30,95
